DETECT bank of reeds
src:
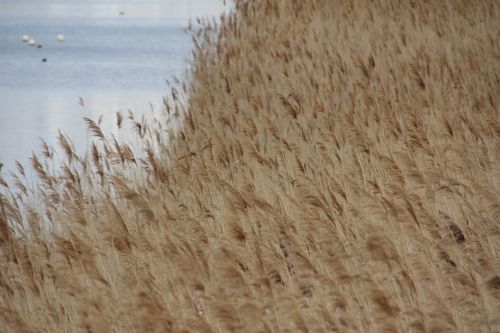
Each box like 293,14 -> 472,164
1,0 -> 499,331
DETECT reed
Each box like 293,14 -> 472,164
0,0 -> 499,331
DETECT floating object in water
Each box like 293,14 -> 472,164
37,45 -> 42,48
28,38 -> 36,46
42,58 -> 47,62
57,34 -> 65,42
22,34 -> 30,43
119,11 -> 125,15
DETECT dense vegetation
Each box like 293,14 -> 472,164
1,0 -> 499,331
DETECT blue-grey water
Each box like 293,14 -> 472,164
0,0 -> 226,175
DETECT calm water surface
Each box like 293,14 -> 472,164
0,0 -> 226,174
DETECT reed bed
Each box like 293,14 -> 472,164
1,0 -> 499,332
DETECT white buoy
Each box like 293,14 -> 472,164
28,38 -> 36,46
21,34 -> 30,43
57,34 -> 65,42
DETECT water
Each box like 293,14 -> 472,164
0,0 -> 226,174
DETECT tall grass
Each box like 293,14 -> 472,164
1,0 -> 499,331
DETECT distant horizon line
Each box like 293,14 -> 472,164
0,2 -> 230,19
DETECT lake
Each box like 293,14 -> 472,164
0,0 -> 227,175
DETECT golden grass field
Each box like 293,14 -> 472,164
1,0 -> 499,331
